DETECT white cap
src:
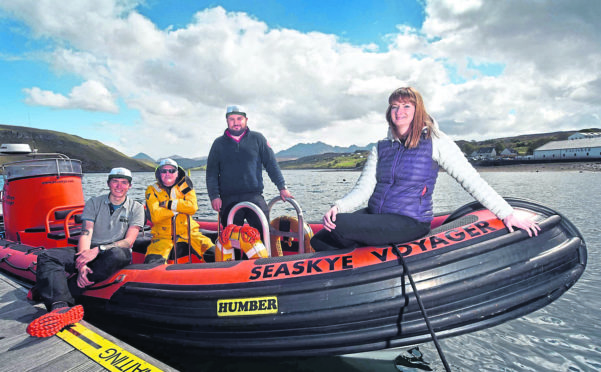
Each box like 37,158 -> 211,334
226,105 -> 246,118
108,167 -> 132,183
158,158 -> 178,169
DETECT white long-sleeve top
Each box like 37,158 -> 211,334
334,127 -> 514,220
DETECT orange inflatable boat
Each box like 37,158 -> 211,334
0,145 -> 587,357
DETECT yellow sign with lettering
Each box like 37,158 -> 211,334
57,323 -> 163,372
217,296 -> 278,317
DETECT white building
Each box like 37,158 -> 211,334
568,132 -> 601,140
533,137 -> 601,160
500,148 -> 518,158
470,147 -> 497,159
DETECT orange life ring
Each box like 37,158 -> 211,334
269,216 -> 313,256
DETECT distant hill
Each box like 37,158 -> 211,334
133,152 -> 155,162
275,141 -> 376,159
132,152 -> 157,168
158,156 -> 207,169
0,124 -> 153,172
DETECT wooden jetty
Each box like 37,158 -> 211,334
0,273 -> 177,371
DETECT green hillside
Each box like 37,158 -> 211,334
279,151 -> 369,170
0,124 -> 153,172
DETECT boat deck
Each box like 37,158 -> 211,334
0,272 -> 177,372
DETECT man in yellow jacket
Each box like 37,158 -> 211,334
144,159 -> 213,264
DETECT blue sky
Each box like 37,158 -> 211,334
0,1 -> 599,159
138,0 -> 424,46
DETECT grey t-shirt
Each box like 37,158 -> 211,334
81,194 -> 145,246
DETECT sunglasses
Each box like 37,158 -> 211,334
160,168 -> 177,174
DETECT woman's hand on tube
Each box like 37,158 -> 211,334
323,206 -> 339,232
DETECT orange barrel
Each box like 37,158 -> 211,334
1,158 -> 84,241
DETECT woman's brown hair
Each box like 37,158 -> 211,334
385,87 -> 435,149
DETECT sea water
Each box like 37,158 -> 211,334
73,170 -> 601,371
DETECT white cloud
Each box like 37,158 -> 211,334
419,0 -> 601,140
23,87 -> 69,108
24,80 -> 118,113
3,0 -> 601,158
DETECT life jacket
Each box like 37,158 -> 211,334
216,225 -> 268,261
145,172 -> 212,260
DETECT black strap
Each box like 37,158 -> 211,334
394,244 -> 451,372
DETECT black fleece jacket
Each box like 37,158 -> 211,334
206,128 -> 286,200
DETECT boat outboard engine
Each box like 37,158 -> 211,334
1,144 -> 84,246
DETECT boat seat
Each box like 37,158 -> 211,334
426,215 -> 478,237
53,210 -> 83,223
24,224 -> 69,233
47,227 -> 82,240
23,209 -> 83,237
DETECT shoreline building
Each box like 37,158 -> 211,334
567,132 -> 601,140
534,137 -> 601,160
470,147 -> 497,160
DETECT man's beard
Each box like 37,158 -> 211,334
228,128 -> 246,136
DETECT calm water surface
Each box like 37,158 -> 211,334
80,170 -> 600,371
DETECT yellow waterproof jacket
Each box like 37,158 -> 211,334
145,172 -> 212,260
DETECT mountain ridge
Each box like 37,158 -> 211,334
275,141 -> 376,159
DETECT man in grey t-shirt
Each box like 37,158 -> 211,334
28,167 -> 144,338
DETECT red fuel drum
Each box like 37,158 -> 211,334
2,158 -> 84,244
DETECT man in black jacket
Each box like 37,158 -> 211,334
206,105 -> 292,236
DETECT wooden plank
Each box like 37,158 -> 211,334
28,350 -> 106,372
0,333 -> 74,372
0,307 -> 38,334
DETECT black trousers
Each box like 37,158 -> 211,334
220,193 -> 270,240
35,246 -> 131,311
310,208 -> 431,251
